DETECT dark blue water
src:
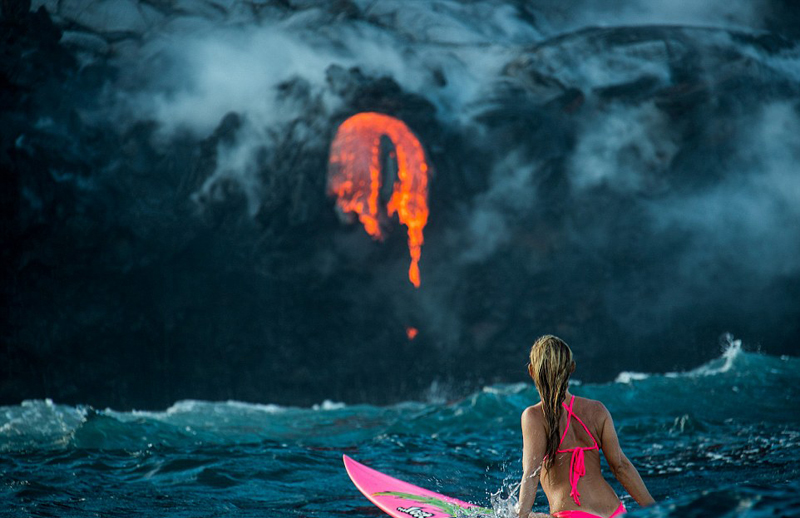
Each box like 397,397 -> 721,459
2,339 -> 799,517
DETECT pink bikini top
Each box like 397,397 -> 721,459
557,395 -> 599,506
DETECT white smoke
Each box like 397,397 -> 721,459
537,0 -> 772,34
653,100 -> 800,279
459,152 -> 540,263
136,26 -> 337,137
568,100 -> 679,193
111,1 -> 538,137
34,0 -> 799,313
598,99 -> 800,331
43,0 -> 786,223
92,3 -> 531,212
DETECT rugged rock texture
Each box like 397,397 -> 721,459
2,0 -> 799,408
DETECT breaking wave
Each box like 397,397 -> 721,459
3,338 -> 796,453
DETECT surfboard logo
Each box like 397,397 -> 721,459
375,490 -> 493,517
396,506 -> 435,518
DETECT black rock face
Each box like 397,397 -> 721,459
2,1 -> 799,409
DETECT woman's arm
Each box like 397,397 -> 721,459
518,406 -> 546,518
598,404 -> 655,507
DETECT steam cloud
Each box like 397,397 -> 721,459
5,0 -> 800,407
36,0 -> 800,330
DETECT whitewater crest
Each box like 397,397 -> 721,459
614,333 -> 744,384
1,340 -> 797,453
0,398 -> 347,453
0,399 -> 87,452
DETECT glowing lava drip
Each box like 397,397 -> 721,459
328,112 -> 430,287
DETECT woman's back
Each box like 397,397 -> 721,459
517,335 -> 653,518
534,396 -> 621,517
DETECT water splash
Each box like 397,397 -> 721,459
615,333 -> 743,384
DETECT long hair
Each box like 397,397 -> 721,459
529,335 -> 575,471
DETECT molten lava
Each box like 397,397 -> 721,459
328,112 -> 430,287
406,326 -> 419,341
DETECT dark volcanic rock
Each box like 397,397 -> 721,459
2,3 -> 799,409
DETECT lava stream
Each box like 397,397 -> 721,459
328,112 -> 430,287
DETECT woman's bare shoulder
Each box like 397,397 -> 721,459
574,397 -> 613,439
575,395 -> 609,410
521,403 -> 544,425
575,397 -> 612,421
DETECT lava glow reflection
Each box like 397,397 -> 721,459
328,112 -> 430,287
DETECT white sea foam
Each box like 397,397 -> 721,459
482,383 -> 528,395
122,398 -> 350,421
312,400 -> 347,411
686,334 -> 742,377
0,399 -> 87,452
614,333 -> 744,384
424,379 -> 450,405
614,371 -> 652,384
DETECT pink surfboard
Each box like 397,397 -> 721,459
343,455 -> 493,518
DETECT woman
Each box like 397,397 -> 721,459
517,335 -> 655,518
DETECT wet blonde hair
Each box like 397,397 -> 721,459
529,335 -> 575,470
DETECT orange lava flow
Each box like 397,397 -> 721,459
406,326 -> 419,340
328,112 -> 430,287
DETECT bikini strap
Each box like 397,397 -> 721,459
558,396 -> 575,446
560,395 -> 598,448
549,396 -> 601,507
570,403 -> 599,449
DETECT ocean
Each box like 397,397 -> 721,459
2,340 -> 798,517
